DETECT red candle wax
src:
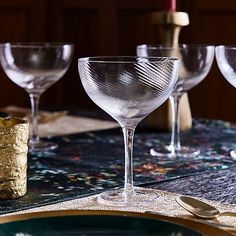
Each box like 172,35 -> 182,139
161,0 -> 176,11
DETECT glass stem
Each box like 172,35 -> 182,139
169,94 -> 182,153
29,93 -> 40,143
122,127 -> 135,195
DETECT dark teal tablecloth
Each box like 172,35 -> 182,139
0,118 -> 235,214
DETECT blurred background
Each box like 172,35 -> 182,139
0,0 -> 235,123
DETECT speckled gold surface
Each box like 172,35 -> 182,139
0,118 -> 29,199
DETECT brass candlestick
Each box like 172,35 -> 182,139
148,11 -> 192,131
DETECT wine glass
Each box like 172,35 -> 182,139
137,44 -> 215,158
215,45 -> 236,160
0,43 -> 74,152
78,56 -> 180,206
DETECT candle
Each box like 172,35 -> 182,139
161,0 -> 176,12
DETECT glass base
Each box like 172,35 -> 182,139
150,145 -> 200,158
230,150 -> 236,160
97,187 -> 159,207
29,139 -> 58,152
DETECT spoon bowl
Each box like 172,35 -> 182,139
176,196 -> 236,219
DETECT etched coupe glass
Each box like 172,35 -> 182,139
137,44 -> 214,158
78,56 -> 180,206
216,45 -> 236,159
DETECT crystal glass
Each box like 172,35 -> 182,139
78,56 -> 180,206
137,44 -> 215,158
0,43 -> 74,152
215,45 -> 236,159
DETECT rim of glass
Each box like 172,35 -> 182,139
216,45 -> 236,50
0,42 -> 74,48
78,56 -> 179,63
137,44 -> 215,50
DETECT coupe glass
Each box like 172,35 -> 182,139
215,45 -> 236,159
0,43 -> 74,152
137,44 -> 215,158
78,56 -> 180,206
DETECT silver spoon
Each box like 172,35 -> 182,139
176,196 -> 236,219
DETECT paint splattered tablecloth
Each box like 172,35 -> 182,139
0,118 -> 235,214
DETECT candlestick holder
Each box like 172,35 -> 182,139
148,11 -> 192,131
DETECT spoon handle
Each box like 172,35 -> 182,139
219,212 -> 236,218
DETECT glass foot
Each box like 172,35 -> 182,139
97,187 -> 159,207
29,139 -> 58,152
150,145 -> 200,158
230,150 -> 236,160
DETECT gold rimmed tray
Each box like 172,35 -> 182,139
0,210 -> 231,236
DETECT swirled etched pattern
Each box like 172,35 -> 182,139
78,57 -> 179,127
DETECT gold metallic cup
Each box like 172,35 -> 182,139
0,117 -> 29,199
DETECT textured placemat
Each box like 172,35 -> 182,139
0,118 -> 235,215
3,188 -> 235,231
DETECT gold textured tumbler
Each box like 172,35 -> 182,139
0,117 -> 29,199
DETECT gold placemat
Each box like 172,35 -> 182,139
37,115 -> 119,137
2,189 -> 235,232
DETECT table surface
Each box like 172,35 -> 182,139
0,114 -> 235,218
